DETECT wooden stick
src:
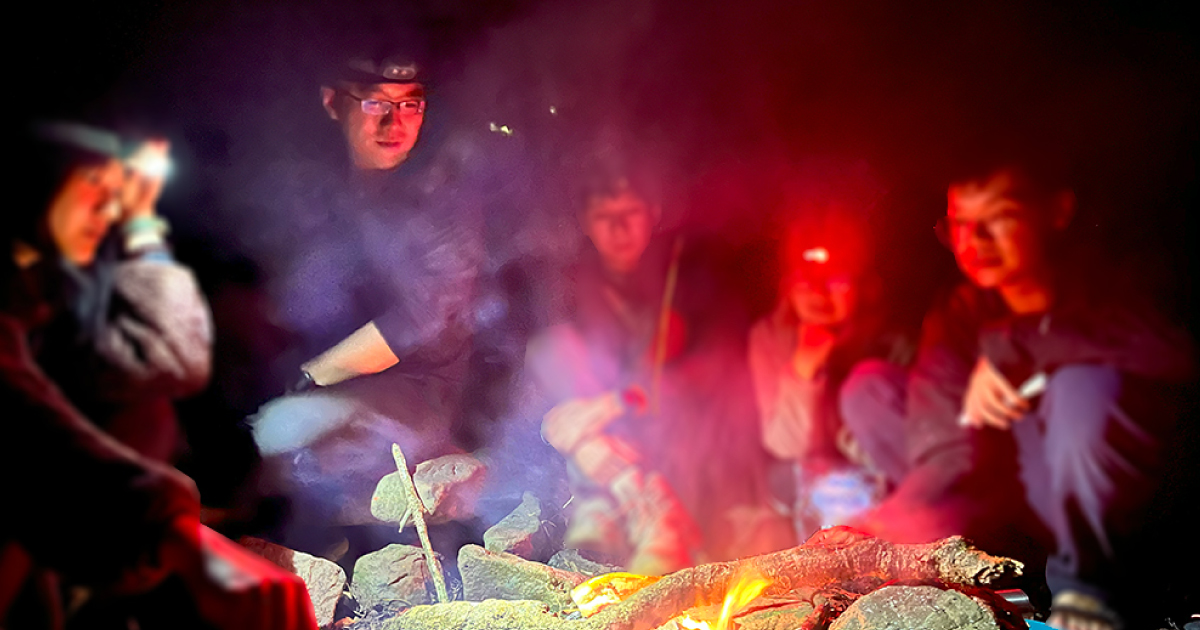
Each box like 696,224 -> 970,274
650,235 -> 685,416
392,443 -> 450,603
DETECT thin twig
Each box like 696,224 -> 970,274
391,443 -> 450,603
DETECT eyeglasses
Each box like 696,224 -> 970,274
935,212 -> 1022,246
343,93 -> 427,117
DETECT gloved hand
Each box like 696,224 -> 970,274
541,391 -> 625,454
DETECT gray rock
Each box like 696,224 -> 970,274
483,492 -> 559,562
238,537 -> 347,628
371,454 -> 487,525
372,600 -> 561,630
350,544 -> 437,610
547,549 -> 621,577
735,600 -> 816,630
457,544 -> 587,612
828,585 -> 1001,630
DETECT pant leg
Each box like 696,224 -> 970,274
838,359 -> 909,486
1012,364 -> 1163,603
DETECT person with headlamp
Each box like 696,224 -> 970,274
2,121 -> 317,630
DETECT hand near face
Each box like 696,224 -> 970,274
121,139 -> 170,220
960,357 -> 1030,430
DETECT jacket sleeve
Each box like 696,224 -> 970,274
0,315 -> 201,585
373,213 -> 483,370
93,258 -> 214,400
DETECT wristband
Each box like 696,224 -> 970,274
123,216 -> 170,254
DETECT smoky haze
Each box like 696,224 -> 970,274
18,0 -> 1198,515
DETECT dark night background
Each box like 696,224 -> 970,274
17,0 -> 1199,504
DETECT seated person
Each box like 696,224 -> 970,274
749,208 -> 911,541
863,147 -> 1195,630
529,163 -> 780,573
16,124 -> 212,463
2,121 -> 316,630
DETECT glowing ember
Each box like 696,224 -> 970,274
572,572 -> 662,617
678,615 -> 711,630
716,571 -> 771,630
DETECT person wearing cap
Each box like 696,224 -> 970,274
747,163 -> 914,542
2,121 -> 317,629
245,51 -> 492,556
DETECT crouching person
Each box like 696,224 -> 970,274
864,148 -> 1195,630
2,121 -> 316,629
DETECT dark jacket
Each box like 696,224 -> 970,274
904,277 -> 1195,500
0,311 -> 200,596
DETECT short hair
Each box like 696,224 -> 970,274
945,133 -> 1074,203
573,153 -> 662,214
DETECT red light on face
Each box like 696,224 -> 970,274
802,247 -> 830,264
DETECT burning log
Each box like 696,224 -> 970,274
588,527 -> 1021,630
383,528 -> 1022,630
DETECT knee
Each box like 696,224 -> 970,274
1041,364 -> 1125,475
838,359 -> 907,435
1046,364 -> 1121,398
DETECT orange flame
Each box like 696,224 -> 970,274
678,615 -> 711,630
716,571 -> 770,630
571,572 -> 662,617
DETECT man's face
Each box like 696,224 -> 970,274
322,82 -> 425,171
46,159 -> 125,265
946,169 -> 1059,290
583,190 -> 655,274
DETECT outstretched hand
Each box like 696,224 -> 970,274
960,357 -> 1030,430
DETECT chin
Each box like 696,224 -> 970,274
965,268 -> 1009,289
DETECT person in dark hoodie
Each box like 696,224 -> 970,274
2,122 -> 316,629
860,147 -> 1196,630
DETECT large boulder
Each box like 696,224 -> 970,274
350,544 -> 437,610
371,454 -> 487,525
828,585 -> 1002,630
457,544 -> 587,612
483,491 -> 561,562
238,537 -> 347,628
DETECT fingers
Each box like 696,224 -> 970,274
122,140 -> 170,218
961,358 -> 1031,430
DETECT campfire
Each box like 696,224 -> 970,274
241,447 -> 1032,630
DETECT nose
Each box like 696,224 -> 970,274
378,108 -> 397,127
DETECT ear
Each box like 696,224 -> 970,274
1050,189 -> 1076,231
320,86 -> 340,121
